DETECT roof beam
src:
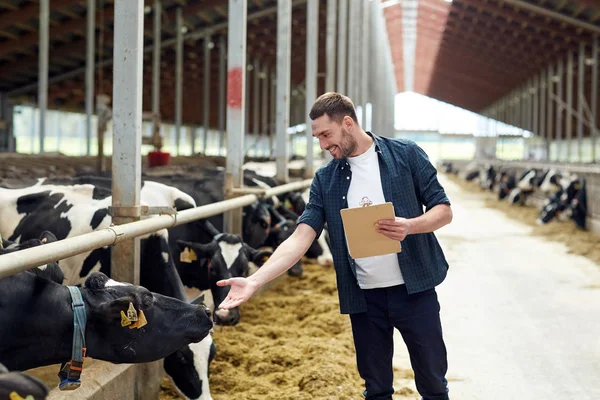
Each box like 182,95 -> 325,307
0,0 -> 81,33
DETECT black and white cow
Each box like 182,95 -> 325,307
243,172 -> 333,268
537,174 -> 587,228
0,240 -> 213,373
175,220 -> 271,326
0,362 -> 48,400
507,168 -> 543,205
0,182 -> 215,400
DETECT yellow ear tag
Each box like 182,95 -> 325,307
126,302 -> 138,322
9,392 -> 30,400
120,310 -> 132,327
188,248 -> 197,261
180,247 -> 192,263
129,309 -> 148,329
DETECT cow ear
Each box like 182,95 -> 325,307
243,243 -> 272,267
39,231 -> 58,244
98,291 -> 153,323
177,240 -> 219,256
85,272 -> 111,290
190,294 -> 205,306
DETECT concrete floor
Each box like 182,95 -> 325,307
392,174 -> 600,400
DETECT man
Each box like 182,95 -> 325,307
217,92 -> 453,400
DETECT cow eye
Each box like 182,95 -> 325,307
261,221 -> 268,229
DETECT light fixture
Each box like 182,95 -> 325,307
144,6 -> 152,14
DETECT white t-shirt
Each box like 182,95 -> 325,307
346,141 -> 404,289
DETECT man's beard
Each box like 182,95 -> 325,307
336,128 -> 358,159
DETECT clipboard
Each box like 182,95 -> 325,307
340,202 -> 402,259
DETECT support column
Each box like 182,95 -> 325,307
305,0 -> 318,177
540,70 -> 547,160
253,58 -> 260,156
85,0 -> 96,156
336,0 -> 348,94
360,0 -> 371,127
566,51 -> 574,161
557,60 -> 564,160
592,35 -> 598,163
203,34 -> 213,155
325,0 -> 337,93
175,7 -> 183,156
224,0 -> 247,236
152,0 -> 162,147
577,42 -> 585,162
111,0 -> 144,285
547,65 -> 554,160
218,35 -> 226,156
261,67 -> 269,158
38,0 -> 49,153
275,0 -> 292,183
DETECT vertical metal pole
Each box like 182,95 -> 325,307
152,0 -> 161,143
245,65 -> 252,143
361,0 -> 371,127
203,34 -> 212,156
337,0 -> 348,93
325,0 -> 337,93
566,51 -> 574,161
547,65 -> 553,161
38,0 -> 49,153
578,42 -> 585,162
540,70 -> 546,160
592,35 -> 598,163
305,0 -> 318,177
6,96 -> 14,152
85,0 -> 96,156
270,76 -> 276,157
224,0 -> 247,236
30,106 -> 35,154
261,67 -> 269,158
175,7 -> 183,156
533,76 -> 539,137
347,0 -> 357,100
253,58 -> 260,156
111,0 -> 143,285
218,35 -> 226,156
276,0 -> 292,183
557,60 -> 564,160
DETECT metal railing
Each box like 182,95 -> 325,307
0,179 -> 312,279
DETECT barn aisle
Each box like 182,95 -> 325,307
392,173 -> 600,400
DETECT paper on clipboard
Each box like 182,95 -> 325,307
340,202 -> 402,259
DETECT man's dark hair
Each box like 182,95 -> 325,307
309,92 -> 358,124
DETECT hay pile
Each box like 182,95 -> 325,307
159,262 -> 416,400
445,173 -> 600,266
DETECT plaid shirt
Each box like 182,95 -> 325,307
298,132 -> 451,314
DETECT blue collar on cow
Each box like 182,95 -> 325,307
274,220 -> 286,229
213,233 -> 223,241
58,286 -> 87,391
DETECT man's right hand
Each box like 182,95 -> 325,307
216,277 -> 260,310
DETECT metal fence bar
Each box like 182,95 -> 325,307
0,179 -> 312,279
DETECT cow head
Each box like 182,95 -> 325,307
163,296 -> 217,400
497,170 -> 516,200
264,205 -> 303,277
281,191 -> 306,215
0,362 -> 48,400
0,231 -> 64,284
177,234 -> 271,326
516,168 -> 539,192
82,272 -> 213,364
242,202 -> 271,249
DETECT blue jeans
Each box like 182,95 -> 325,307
349,284 -> 450,400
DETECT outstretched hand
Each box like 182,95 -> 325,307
376,217 -> 412,242
216,277 -> 259,310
